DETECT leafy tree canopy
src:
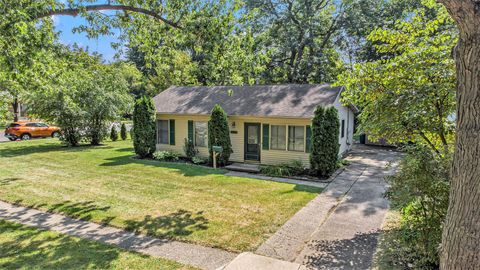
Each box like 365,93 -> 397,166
338,0 -> 457,154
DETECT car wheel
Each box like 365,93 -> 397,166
21,133 -> 31,140
8,137 -> 15,141
51,131 -> 60,138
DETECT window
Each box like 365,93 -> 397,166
194,121 -> 208,147
341,119 -> 345,138
157,120 -> 169,144
26,123 -> 38,127
288,126 -> 305,151
270,125 -> 286,150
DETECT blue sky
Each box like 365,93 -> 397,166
54,12 -> 121,62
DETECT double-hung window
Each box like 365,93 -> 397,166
157,120 -> 169,144
194,122 -> 208,147
270,125 -> 286,150
288,126 -> 305,151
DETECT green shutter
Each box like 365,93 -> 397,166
169,119 -> 175,145
187,120 -> 194,143
262,124 -> 269,150
306,125 -> 312,153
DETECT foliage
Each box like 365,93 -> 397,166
191,156 -> 208,165
260,160 -> 306,177
207,105 -> 233,166
120,123 -> 127,140
338,0 -> 456,153
132,96 -> 156,158
183,138 -> 198,160
110,125 -> 119,142
384,146 -> 451,268
153,151 -> 180,162
245,0 -> 342,84
125,0 -> 268,92
310,106 -> 340,176
28,47 -> 131,146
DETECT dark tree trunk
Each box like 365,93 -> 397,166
12,97 -> 18,122
438,0 -> 480,269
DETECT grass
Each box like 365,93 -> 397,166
0,139 -> 321,252
0,219 -> 195,270
371,210 -> 403,270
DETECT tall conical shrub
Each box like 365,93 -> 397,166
310,106 -> 340,176
110,125 -> 119,141
120,123 -> 127,140
208,104 -> 233,166
133,96 -> 156,158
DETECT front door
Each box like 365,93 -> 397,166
244,123 -> 261,162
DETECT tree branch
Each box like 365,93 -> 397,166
37,4 -> 182,29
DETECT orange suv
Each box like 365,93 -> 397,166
4,122 -> 61,141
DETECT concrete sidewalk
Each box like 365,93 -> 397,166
0,201 -> 237,270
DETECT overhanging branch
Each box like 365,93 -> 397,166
37,4 -> 182,29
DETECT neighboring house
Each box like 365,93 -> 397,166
153,84 -> 357,167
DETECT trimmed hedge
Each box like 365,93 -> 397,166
310,106 -> 340,176
110,125 -> 119,141
120,123 -> 127,140
133,96 -> 156,158
208,104 -> 233,166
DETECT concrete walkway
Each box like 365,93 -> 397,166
0,201 -> 237,270
257,145 -> 400,269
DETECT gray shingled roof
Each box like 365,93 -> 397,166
153,84 -> 344,118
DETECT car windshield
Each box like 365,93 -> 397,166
37,123 -> 48,127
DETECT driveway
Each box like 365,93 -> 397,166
257,144 -> 401,269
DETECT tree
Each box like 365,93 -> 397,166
110,125 -> 119,141
132,96 -> 156,158
28,47 -> 131,146
338,1 -> 456,154
208,105 -> 233,166
245,0 -> 342,84
120,123 -> 127,140
436,0 -> 480,268
310,106 -> 340,176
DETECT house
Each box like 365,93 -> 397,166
153,84 -> 357,167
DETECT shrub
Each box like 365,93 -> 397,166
133,96 -> 156,158
260,160 -> 306,177
153,151 -> 180,162
110,125 -> 119,141
120,123 -> 127,140
208,105 -> 233,166
183,138 -> 198,160
383,146 -> 451,269
192,156 -> 207,165
310,106 -> 340,177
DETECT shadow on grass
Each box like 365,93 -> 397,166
0,177 -> 22,186
125,209 -> 209,238
11,200 -> 116,226
0,220 -> 125,270
0,142 -> 112,158
99,155 -> 226,177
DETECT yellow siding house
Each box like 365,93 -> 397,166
153,84 -> 357,168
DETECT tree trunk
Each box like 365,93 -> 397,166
438,1 -> 480,268
12,97 -> 18,122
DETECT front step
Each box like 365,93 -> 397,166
225,163 -> 261,173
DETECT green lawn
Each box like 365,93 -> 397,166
0,139 -> 321,252
0,220 -> 194,270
